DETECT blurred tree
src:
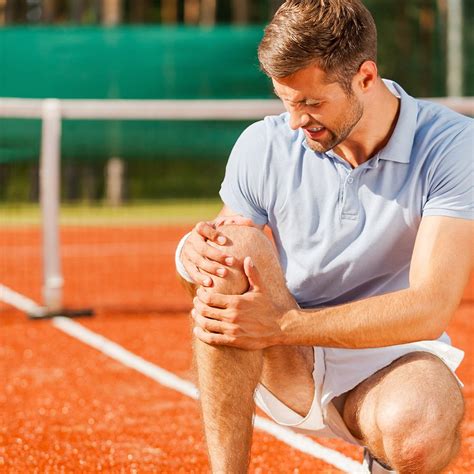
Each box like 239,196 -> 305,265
0,0 -> 4,25
130,0 -> 151,22
231,0 -> 249,24
4,0 -> 26,23
419,0 -> 435,96
42,0 -> 56,23
161,0 -> 178,23
200,0 -> 216,25
269,0 -> 284,17
102,0 -> 122,25
70,0 -> 85,22
184,0 -> 200,24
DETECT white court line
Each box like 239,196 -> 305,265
0,284 -> 46,317
52,317 -> 364,473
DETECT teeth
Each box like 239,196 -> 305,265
309,127 -> 323,132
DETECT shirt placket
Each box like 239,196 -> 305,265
330,155 -> 360,221
340,171 -> 360,220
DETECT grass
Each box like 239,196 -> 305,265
0,199 -> 223,226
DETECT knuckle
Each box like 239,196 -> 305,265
205,261 -> 218,273
233,299 -> 242,310
227,311 -> 238,323
196,274 -> 208,285
228,324 -> 239,336
196,222 -> 211,237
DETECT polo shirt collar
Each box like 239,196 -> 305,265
377,80 -> 418,164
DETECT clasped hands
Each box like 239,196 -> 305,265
181,216 -> 289,350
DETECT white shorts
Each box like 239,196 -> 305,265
254,332 -> 464,445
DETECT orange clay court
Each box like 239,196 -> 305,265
1,224 -> 473,473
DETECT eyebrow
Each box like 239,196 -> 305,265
273,89 -> 302,102
273,89 -> 321,104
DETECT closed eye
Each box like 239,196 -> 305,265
305,100 -> 321,107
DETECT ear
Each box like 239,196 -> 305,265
357,60 -> 378,92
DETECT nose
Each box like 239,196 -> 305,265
289,110 -> 310,130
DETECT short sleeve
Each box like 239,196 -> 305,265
423,123 -> 474,220
219,121 -> 269,225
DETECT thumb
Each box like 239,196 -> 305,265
243,256 -> 262,292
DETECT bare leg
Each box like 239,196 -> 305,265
343,352 -> 464,473
193,225 -> 314,473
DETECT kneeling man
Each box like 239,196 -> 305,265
175,1 -> 473,472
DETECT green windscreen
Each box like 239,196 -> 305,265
0,26 -> 273,163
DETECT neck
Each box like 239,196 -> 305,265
334,80 -> 401,168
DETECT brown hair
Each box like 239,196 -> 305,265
258,0 -> 377,93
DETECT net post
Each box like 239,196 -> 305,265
40,98 -> 63,312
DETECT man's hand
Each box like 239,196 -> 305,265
180,214 -> 257,287
192,257 -> 292,350
180,220 -> 235,287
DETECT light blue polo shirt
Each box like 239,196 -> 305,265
220,81 -> 473,309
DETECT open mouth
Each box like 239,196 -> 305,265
304,126 -> 326,140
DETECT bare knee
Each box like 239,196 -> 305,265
376,394 -> 463,472
373,354 -> 464,472
206,225 -> 281,296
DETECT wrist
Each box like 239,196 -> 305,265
175,232 -> 194,283
274,308 -> 299,345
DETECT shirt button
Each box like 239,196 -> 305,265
347,177 -> 354,183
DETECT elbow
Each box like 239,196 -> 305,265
418,298 -> 456,341
423,322 -> 447,341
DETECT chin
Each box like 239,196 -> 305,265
306,139 -> 332,153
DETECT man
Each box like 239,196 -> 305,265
175,1 -> 473,472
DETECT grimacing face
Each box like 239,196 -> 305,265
272,66 -> 364,153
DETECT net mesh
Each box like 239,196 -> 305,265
1,99 -> 473,316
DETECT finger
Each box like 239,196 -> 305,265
181,250 -> 213,286
195,221 -> 227,245
192,311 -> 236,335
196,288 -> 231,309
185,246 -> 228,278
185,265 -> 213,287
199,242 -> 234,267
193,299 -> 226,320
193,326 -> 236,346
190,237 -> 234,267
243,256 -> 262,292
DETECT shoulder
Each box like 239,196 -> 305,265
234,112 -> 302,152
415,99 -> 473,148
408,99 -> 473,177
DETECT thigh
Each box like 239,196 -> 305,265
260,345 -> 316,417
211,226 -> 316,415
342,351 -> 464,448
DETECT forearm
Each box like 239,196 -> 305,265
279,287 -> 452,349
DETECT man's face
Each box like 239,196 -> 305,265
272,65 -> 364,153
